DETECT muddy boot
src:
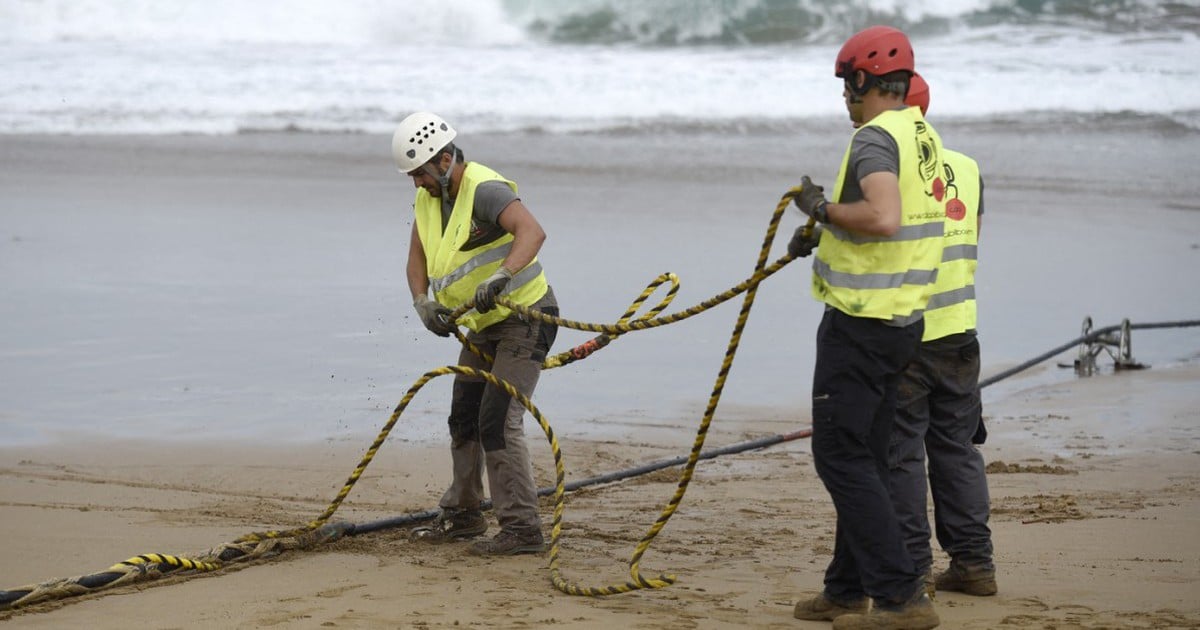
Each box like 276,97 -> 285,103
934,562 -> 997,596
922,569 -> 936,598
467,528 -> 545,556
832,591 -> 939,630
409,509 -> 488,543
793,591 -> 869,621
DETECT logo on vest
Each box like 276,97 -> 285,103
915,120 -> 944,202
940,156 -> 967,221
945,198 -> 967,221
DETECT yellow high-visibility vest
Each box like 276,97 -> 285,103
812,106 -> 946,324
414,162 -> 548,332
922,148 -> 980,341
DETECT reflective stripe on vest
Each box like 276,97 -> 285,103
430,247 -> 544,300
414,162 -> 549,332
922,148 -> 980,341
812,106 -> 946,325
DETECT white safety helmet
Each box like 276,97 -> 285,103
391,112 -> 457,173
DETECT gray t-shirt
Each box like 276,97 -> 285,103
839,126 -> 899,203
977,176 -> 985,217
441,179 -> 519,250
846,123 -> 986,218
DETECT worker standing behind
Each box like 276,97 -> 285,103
789,25 -> 946,630
888,74 -> 998,597
396,112 -> 559,556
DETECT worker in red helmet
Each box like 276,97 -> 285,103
887,73 -> 999,600
789,25 -> 945,630
907,72 -> 930,116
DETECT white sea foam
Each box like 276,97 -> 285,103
1,0 -> 1198,134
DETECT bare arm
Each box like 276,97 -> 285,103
494,200 -> 546,273
407,222 -> 430,301
825,170 -> 902,237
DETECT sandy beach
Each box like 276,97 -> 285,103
1,365 -> 1198,629
2,127 -> 1199,628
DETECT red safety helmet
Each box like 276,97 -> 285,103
906,72 -> 930,115
835,26 -> 915,80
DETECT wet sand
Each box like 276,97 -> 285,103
1,128 -> 1199,627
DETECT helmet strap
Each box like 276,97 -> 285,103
438,148 -> 458,214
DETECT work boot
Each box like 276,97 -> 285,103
793,591 -> 869,621
409,509 -> 488,543
467,528 -> 545,556
922,569 -> 936,598
934,562 -> 997,596
832,591 -> 939,630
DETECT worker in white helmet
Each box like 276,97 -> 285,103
394,112 -> 557,556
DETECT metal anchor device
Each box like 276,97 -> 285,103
1070,316 -> 1147,376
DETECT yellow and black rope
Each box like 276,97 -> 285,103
0,186 -> 811,610
0,521 -> 350,609
551,187 -> 806,595
236,187 -> 807,591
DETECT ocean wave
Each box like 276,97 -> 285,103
514,0 -> 1200,46
2,0 -> 1196,46
2,2 -> 1197,135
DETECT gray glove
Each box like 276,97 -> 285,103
473,267 -> 513,313
788,225 -> 820,258
793,175 -> 829,223
413,294 -> 455,337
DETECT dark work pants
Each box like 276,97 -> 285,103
442,288 -> 558,536
811,308 -> 924,605
889,332 -> 993,573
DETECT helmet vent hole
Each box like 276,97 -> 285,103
888,48 -> 897,57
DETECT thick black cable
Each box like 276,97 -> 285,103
979,319 -> 1200,389
347,428 -> 814,536
349,319 -> 1200,538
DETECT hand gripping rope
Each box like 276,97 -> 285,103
0,185 -> 809,611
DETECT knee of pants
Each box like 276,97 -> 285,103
448,381 -> 486,446
478,385 -> 515,452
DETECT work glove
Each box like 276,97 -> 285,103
793,175 -> 830,223
473,267 -> 513,313
413,294 -> 455,337
787,224 -> 820,259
